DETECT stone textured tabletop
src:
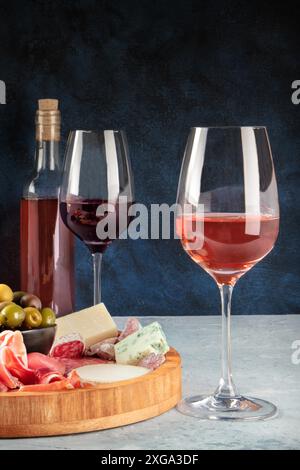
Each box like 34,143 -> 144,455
1,315 -> 299,450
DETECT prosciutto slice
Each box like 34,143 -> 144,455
0,331 -> 96,391
0,330 -> 15,346
1,346 -> 35,385
0,330 -> 27,367
0,331 -> 34,388
34,368 -> 65,385
19,370 -> 90,392
0,332 -> 67,390
27,352 -> 66,376
0,347 -> 21,389
0,381 -> 8,392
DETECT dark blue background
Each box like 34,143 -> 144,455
0,0 -> 299,315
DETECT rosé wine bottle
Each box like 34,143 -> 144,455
20,99 -> 74,317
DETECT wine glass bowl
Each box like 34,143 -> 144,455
176,126 -> 279,420
59,130 -> 134,304
176,211 -> 279,286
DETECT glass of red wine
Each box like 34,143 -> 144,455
59,130 -> 134,305
176,127 -> 280,420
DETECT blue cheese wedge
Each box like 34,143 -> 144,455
114,321 -> 169,365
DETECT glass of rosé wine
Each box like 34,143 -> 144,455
176,126 -> 279,420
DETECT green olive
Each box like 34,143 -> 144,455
41,308 -> 56,327
13,291 -> 27,305
2,303 -> 25,329
20,294 -> 42,310
0,302 -> 13,326
0,310 -> 6,327
24,307 -> 42,329
0,301 -> 11,311
0,284 -> 13,303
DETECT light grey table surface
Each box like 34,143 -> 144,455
1,315 -> 299,450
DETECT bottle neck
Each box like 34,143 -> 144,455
35,140 -> 60,173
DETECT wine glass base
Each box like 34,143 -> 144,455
177,394 -> 277,421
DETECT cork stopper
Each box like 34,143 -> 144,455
36,98 -> 61,141
38,99 -> 59,111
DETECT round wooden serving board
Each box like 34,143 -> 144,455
0,348 -> 181,438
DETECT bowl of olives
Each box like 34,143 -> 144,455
21,326 -> 57,354
0,284 -> 57,354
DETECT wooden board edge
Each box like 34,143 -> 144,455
0,391 -> 182,438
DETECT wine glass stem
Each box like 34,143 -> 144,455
92,252 -> 102,305
215,284 -> 238,398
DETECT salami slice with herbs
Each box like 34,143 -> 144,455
50,333 -> 85,359
138,353 -> 165,370
118,317 -> 142,342
86,337 -> 117,361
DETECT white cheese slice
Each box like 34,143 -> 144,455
75,363 -> 149,383
55,303 -> 118,348
114,321 -> 169,365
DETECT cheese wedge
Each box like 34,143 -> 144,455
114,321 -> 169,365
55,303 -> 118,348
76,363 -> 149,383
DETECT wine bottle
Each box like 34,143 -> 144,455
20,99 -> 74,316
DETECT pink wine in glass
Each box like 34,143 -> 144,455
60,199 -> 132,253
177,213 -> 279,285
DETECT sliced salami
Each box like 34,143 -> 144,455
50,333 -> 85,359
118,317 -> 142,342
138,353 -> 165,370
86,337 -> 117,361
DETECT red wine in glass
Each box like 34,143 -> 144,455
177,213 -> 279,285
59,130 -> 134,305
60,199 -> 133,254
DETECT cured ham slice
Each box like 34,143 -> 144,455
0,330 -> 27,367
1,346 -> 36,385
0,331 -> 90,390
0,381 -> 8,392
27,352 -> 66,376
0,333 -> 65,389
34,368 -> 65,384
27,354 -> 66,384
0,330 -> 15,346
19,370 -> 91,392
0,347 -> 20,389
